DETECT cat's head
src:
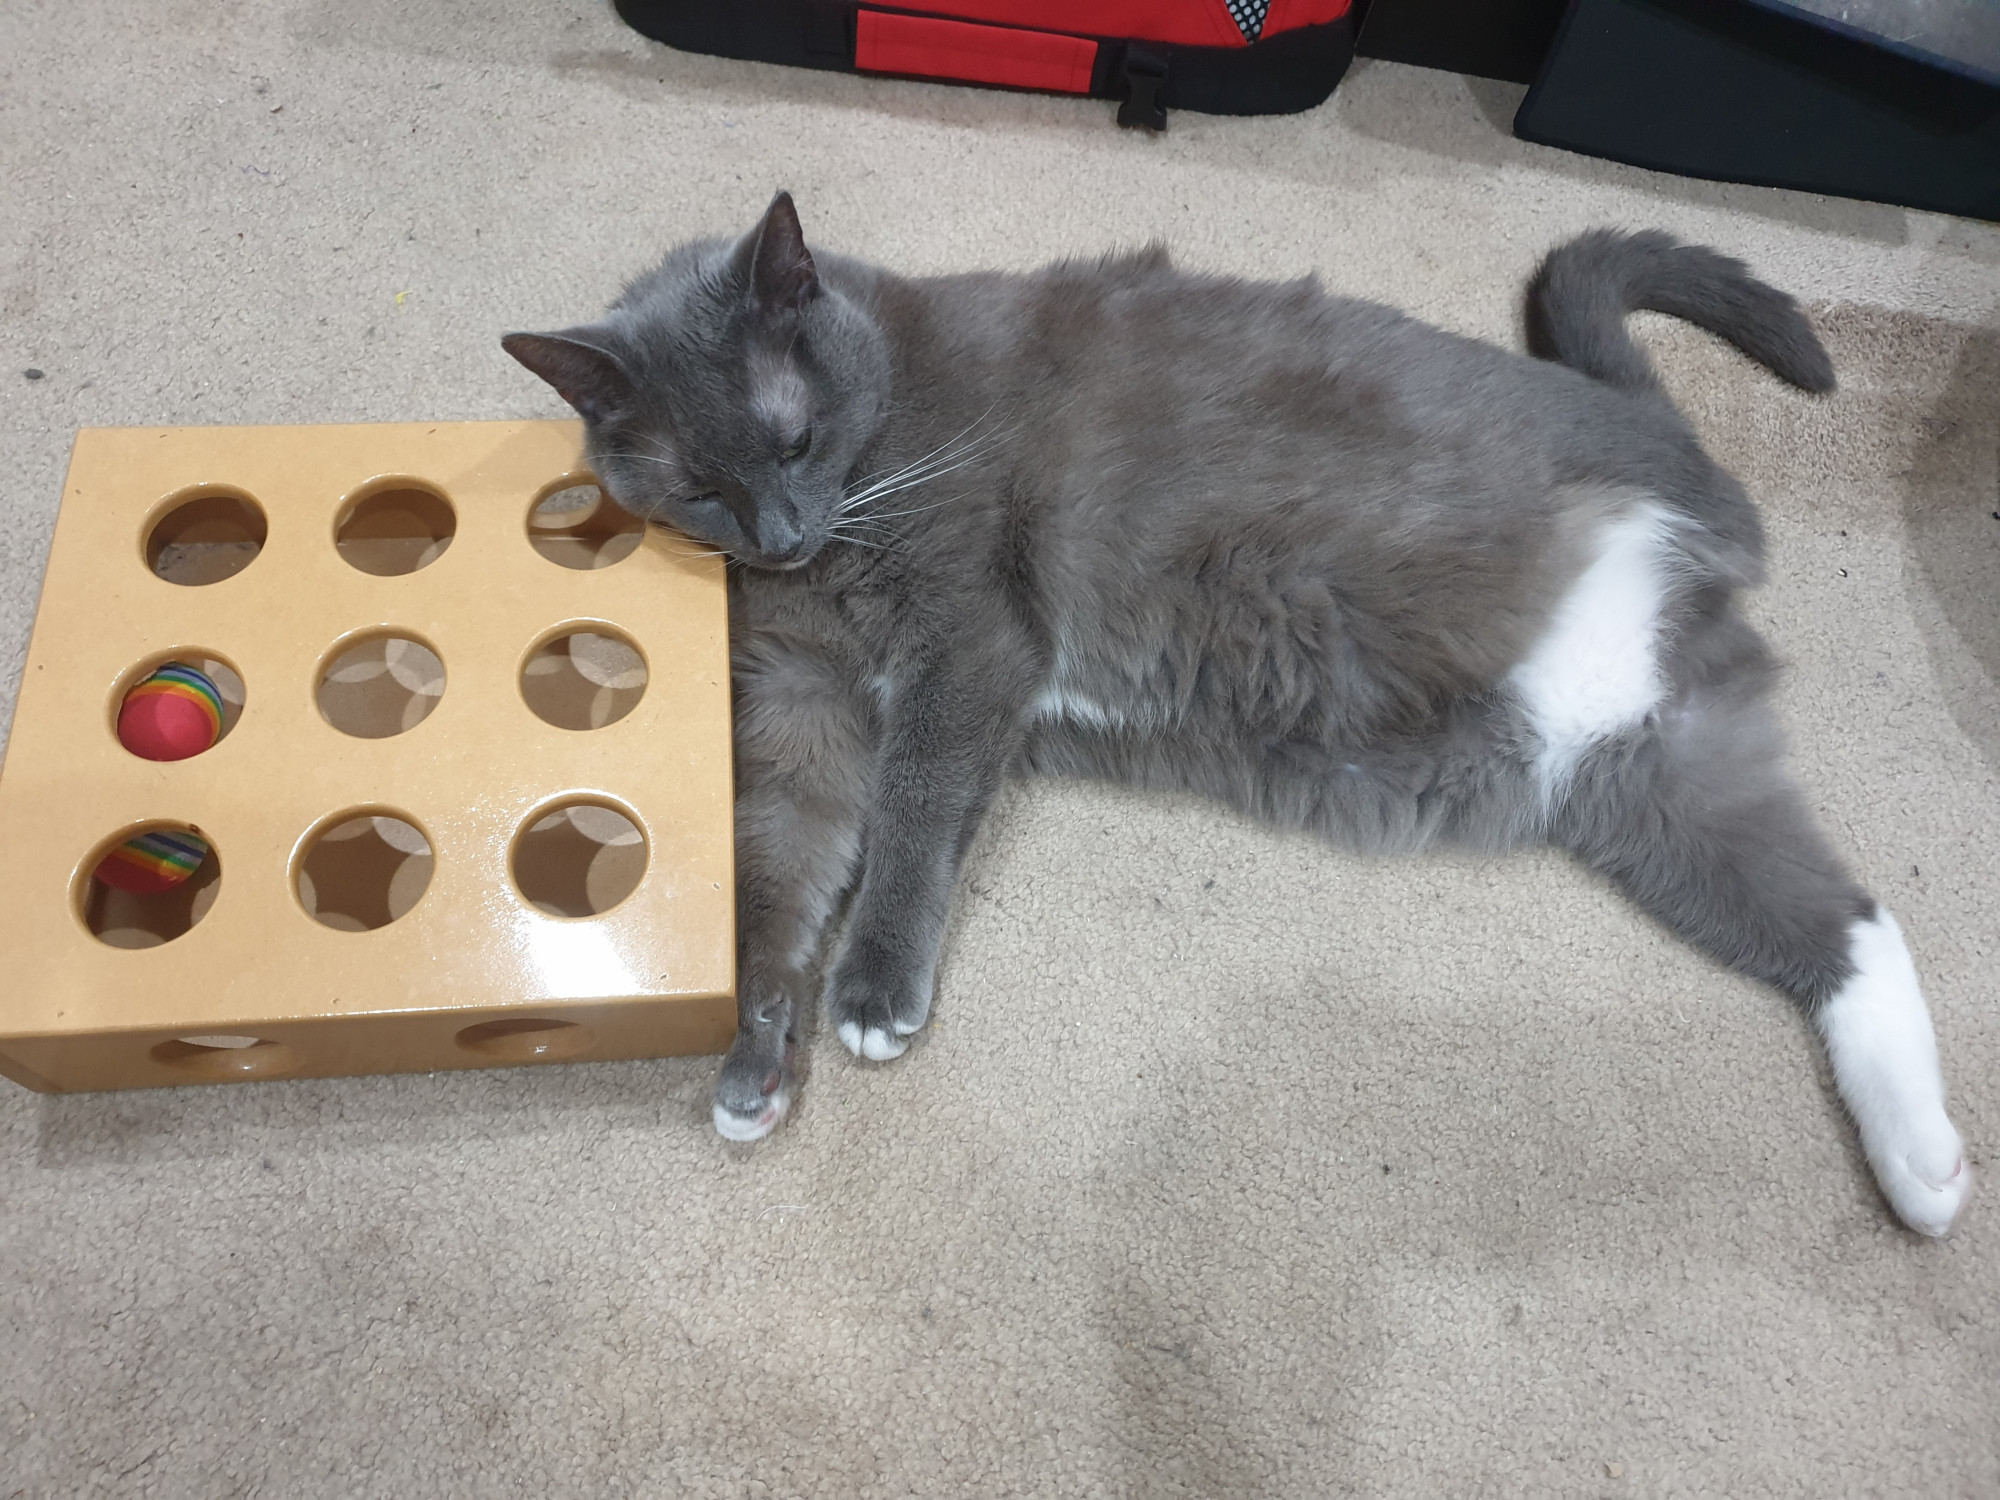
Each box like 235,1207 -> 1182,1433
503,192 -> 889,570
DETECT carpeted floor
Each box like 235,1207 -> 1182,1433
2,4 -> 1997,1495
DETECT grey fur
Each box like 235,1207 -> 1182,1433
1528,227 -> 1837,396
505,196 -> 1901,1200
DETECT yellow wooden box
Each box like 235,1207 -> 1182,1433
0,421 -> 735,1093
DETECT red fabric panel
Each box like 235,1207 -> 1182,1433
1262,0 -> 1354,33
856,2 -> 1353,52
868,2 -> 1244,50
857,11 -> 1099,91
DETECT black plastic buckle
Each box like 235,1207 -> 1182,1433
1116,45 -> 1169,130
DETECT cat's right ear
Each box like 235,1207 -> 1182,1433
501,331 -> 635,422
741,190 -> 820,318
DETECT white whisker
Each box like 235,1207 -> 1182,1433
847,414 -> 991,493
840,407 -> 1006,509
836,440 -> 998,528
850,456 -> 991,518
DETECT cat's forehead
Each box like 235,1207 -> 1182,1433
746,345 -> 809,433
649,319 -> 811,440
617,244 -> 814,444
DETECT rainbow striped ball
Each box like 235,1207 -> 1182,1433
118,662 -> 224,761
94,828 -> 212,894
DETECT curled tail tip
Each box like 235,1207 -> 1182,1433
1530,227 -> 1837,396
1733,297 -> 1837,395
1787,337 -> 1838,396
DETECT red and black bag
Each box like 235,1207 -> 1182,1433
614,0 -> 1357,126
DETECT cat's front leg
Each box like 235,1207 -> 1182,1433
712,642 -> 871,1142
826,661 -> 1028,1062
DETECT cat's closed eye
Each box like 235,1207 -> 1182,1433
780,428 -> 812,462
682,491 -> 723,509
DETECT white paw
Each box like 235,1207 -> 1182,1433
712,1086 -> 789,1143
1821,910 -> 1971,1236
1868,1118 -> 1972,1237
837,1020 -> 908,1061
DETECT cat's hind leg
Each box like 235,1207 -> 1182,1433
1545,615 -> 1970,1234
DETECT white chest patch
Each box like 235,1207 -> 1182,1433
1032,680 -> 1127,732
1508,503 -> 1676,806
1032,634 -> 1132,732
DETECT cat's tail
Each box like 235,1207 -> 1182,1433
1526,228 -> 1835,396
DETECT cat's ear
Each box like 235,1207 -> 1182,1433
501,330 -> 635,422
744,191 -> 820,317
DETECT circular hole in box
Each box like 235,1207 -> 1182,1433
511,799 -> 646,919
520,627 -> 647,731
455,1017 -> 593,1062
527,478 -> 644,570
295,811 -> 434,932
316,632 -> 445,738
151,1036 -> 300,1080
76,822 -> 222,948
145,488 -> 267,586
335,480 -> 455,576
111,652 -> 246,760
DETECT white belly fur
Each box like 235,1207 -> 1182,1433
1508,501 -> 1678,809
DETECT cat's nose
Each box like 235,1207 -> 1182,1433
754,507 -> 804,561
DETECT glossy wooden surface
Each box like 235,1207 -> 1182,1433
0,421 -> 735,1092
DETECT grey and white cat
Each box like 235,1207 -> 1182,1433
505,194 -> 1971,1236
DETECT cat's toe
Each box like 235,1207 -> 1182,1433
827,963 -> 927,1061
1870,1119 -> 1972,1237
712,1028 -> 796,1142
713,1094 -> 787,1142
837,1019 -> 908,1061
1882,1156 -> 1970,1237
712,1062 -> 793,1141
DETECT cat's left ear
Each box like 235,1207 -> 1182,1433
744,190 -> 820,317
501,330 -> 635,422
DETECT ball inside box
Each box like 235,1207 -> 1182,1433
118,662 -> 224,760
94,828 -> 212,894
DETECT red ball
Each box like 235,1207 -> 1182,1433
117,690 -> 218,761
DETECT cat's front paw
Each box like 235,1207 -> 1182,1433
712,1014 -> 797,1143
1866,1115 -> 1972,1237
827,945 -> 932,1063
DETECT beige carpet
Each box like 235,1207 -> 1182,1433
3,3 -> 1997,1495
